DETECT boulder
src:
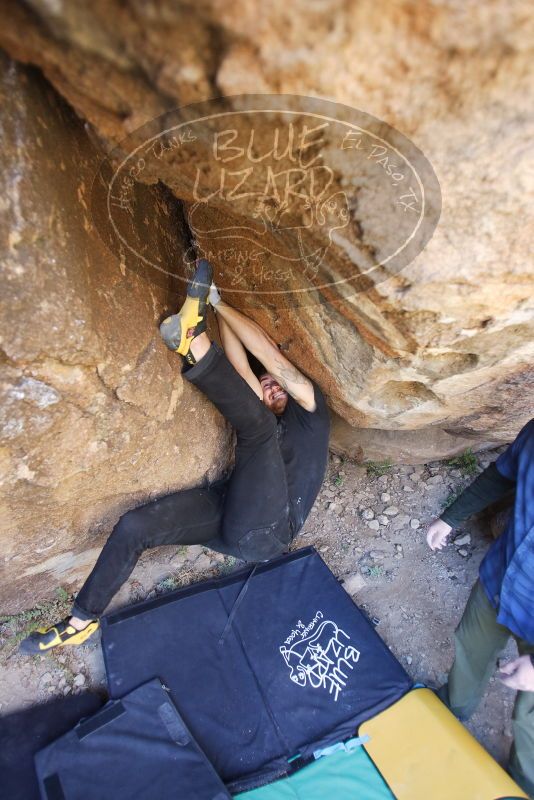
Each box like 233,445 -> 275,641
0,55 -> 231,612
0,0 -> 531,460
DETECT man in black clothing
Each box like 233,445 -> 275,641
20,260 -> 330,654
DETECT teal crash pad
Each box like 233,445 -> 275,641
235,746 -> 394,799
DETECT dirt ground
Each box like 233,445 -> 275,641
0,447 -> 517,768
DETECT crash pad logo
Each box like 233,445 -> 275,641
280,611 -> 360,702
91,94 -> 442,305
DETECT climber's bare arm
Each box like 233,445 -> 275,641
217,312 -> 263,399
215,301 -> 316,412
264,349 -> 317,412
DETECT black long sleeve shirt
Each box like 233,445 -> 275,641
441,462 -> 516,528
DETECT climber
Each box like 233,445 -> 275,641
20,259 -> 330,654
426,418 -> 534,796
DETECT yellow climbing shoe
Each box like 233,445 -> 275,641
159,258 -> 213,357
18,618 -> 100,655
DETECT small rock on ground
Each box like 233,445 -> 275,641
455,533 -> 472,547
342,573 -> 367,595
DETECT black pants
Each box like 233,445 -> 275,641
72,343 -> 294,620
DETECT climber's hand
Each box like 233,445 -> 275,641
426,518 -> 453,551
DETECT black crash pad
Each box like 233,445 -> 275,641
34,679 -> 231,800
101,548 -> 412,792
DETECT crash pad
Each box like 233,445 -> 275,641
101,548 -> 412,791
360,688 -> 529,800
235,743 -> 395,799
34,679 -> 231,800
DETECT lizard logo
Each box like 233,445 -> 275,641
280,612 -> 360,702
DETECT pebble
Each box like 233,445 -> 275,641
406,655 -> 413,665
331,454 -> 342,465
362,508 -> 374,520
367,520 -> 380,531
384,506 -> 399,516
39,672 -> 53,686
342,573 -> 367,595
369,550 -> 385,559
377,515 -> 389,525
403,485 -> 414,493
57,655 -> 67,665
427,475 -> 443,484
183,545 -> 203,562
454,533 -> 471,547
409,473 -> 420,483
63,687 -> 71,696
195,554 -> 212,570
380,492 -> 391,503
73,674 -> 86,687
410,518 -> 421,530
458,548 -> 469,557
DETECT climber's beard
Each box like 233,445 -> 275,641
260,374 -> 289,415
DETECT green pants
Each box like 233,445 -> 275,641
441,579 -> 534,797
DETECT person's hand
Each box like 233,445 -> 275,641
426,518 -> 453,551
499,655 -> 534,691
209,282 -> 221,307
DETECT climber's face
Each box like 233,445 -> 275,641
260,374 -> 289,415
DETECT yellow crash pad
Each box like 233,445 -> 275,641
360,688 -> 528,800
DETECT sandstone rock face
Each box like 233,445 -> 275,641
0,56 -> 231,613
1,0 -> 531,466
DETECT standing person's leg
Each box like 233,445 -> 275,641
439,580 -> 510,719
183,341 -> 291,561
508,638 -> 534,795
